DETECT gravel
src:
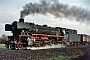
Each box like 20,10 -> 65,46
0,46 -> 88,60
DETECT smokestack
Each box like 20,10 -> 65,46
20,0 -> 90,23
19,18 -> 24,23
19,11 -> 24,22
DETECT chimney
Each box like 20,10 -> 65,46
19,18 -> 24,23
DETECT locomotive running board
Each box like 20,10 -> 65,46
26,44 -> 65,50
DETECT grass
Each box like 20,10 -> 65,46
0,44 -> 8,50
48,56 -> 69,60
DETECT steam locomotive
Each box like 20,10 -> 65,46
5,18 -> 90,50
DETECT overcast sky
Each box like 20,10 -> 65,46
0,0 -> 90,37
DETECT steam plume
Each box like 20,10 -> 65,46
20,0 -> 90,23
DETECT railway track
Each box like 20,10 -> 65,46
0,46 -> 87,60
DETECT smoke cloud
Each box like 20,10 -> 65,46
20,0 -> 90,23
